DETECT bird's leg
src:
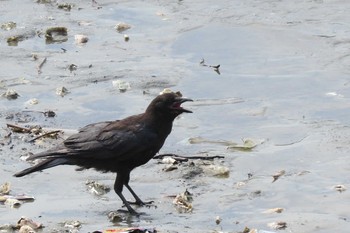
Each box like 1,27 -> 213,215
123,172 -> 153,206
116,191 -> 139,215
114,174 -> 138,215
125,183 -> 154,206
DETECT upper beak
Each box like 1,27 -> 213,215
175,97 -> 193,113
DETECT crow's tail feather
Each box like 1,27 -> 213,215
14,158 -> 67,177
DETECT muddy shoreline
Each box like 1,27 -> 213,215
1,1 -> 350,232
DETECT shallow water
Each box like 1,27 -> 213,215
1,0 -> 350,232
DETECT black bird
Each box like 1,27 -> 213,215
14,92 -> 192,214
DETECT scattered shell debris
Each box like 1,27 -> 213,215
6,123 -> 62,143
334,184 -> 346,192
115,22 -> 131,33
57,3 -> 74,11
43,110 -> 56,117
188,136 -> 263,151
267,221 -> 287,230
2,89 -> 20,100
263,208 -> 284,214
0,182 -> 11,195
172,189 -> 193,213
95,227 -> 156,233
5,198 -> 22,208
189,136 -> 235,146
45,27 -> 68,43
37,57 -> 47,74
17,217 -> 43,230
124,34 -> 130,42
68,64 -> 78,72
163,164 -> 178,172
161,157 -> 177,165
325,92 -> 344,98
272,170 -> 286,183
85,180 -> 111,196
56,86 -> 69,96
0,217 -> 43,233
244,228 -> 278,233
215,216 -> 222,225
78,21 -> 92,26
160,156 -> 178,172
1,21 -> 16,30
18,225 -> 35,233
63,220 -> 81,229
107,211 -> 124,223
75,34 -> 89,44
31,53 -> 39,61
0,182 -> 35,208
228,138 -> 262,151
7,35 -> 26,46
202,164 -> 230,178
112,80 -> 131,92
25,98 -> 39,105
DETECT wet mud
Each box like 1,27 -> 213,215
1,0 -> 350,232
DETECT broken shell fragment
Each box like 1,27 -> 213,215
75,34 -> 88,44
161,157 -> 177,164
5,198 -> 22,208
25,98 -> 39,105
2,89 -> 19,100
108,211 -> 124,222
17,217 -> 43,230
124,34 -> 129,42
63,220 -> 81,229
173,190 -> 193,213
115,22 -> 131,33
44,110 -> 56,117
0,182 -> 11,195
68,64 -> 78,72
163,164 -> 178,172
45,27 -> 68,43
203,164 -> 229,177
112,80 -> 131,92
267,221 -> 287,230
263,207 -> 284,214
18,225 -> 35,233
0,224 -> 15,232
85,180 -> 111,196
272,170 -> 286,183
7,35 -> 26,46
334,184 -> 346,192
56,86 -> 69,97
228,138 -> 259,151
0,194 -> 34,203
215,216 -> 222,225
1,21 -> 16,31
57,3 -> 74,11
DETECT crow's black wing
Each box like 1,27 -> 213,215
63,122 -> 160,161
28,121 -> 113,160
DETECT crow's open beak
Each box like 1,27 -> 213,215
172,97 -> 193,113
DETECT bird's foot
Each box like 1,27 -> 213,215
127,200 -> 154,207
117,208 -> 140,216
128,201 -> 154,206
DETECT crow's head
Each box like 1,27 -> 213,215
147,92 -> 193,118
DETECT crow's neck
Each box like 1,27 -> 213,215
144,111 -> 176,138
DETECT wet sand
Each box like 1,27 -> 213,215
1,0 -> 350,232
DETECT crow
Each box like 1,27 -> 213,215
14,92 -> 192,214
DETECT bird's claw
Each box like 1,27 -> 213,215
117,208 -> 140,216
127,200 -> 154,206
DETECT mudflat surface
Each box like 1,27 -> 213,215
1,1 -> 350,232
